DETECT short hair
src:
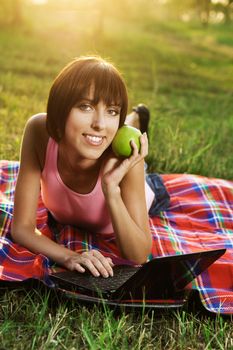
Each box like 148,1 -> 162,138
46,56 -> 128,142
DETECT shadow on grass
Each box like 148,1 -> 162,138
0,279 -> 232,321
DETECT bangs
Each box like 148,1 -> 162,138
72,63 -> 127,108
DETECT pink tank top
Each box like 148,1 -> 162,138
41,138 -> 154,234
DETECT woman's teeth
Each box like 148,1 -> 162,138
85,134 -> 104,145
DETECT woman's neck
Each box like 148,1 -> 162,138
57,142 -> 104,194
58,141 -> 102,174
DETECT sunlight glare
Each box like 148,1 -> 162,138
211,0 -> 228,4
31,0 -> 48,5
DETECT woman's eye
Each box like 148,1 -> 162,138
79,104 -> 92,111
108,109 -> 120,116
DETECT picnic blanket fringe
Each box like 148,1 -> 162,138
0,160 -> 233,314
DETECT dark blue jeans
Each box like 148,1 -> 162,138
146,173 -> 170,216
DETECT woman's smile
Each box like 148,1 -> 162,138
83,133 -> 105,146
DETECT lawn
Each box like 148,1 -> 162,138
0,2 -> 233,349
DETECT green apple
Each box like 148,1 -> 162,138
112,125 -> 142,158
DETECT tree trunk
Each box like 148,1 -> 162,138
196,0 -> 210,26
224,0 -> 233,24
12,0 -> 22,25
202,0 -> 210,26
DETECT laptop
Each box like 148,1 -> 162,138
50,248 -> 225,306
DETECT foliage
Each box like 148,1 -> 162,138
0,0 -> 232,28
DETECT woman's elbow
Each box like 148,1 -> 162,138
10,224 -> 21,243
136,239 -> 153,265
10,221 -> 28,244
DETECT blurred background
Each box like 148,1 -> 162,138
1,0 -> 233,27
0,0 -> 232,178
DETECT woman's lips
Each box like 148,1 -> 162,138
83,134 -> 105,146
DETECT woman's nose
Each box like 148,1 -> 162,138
91,109 -> 106,130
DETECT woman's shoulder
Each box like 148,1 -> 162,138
26,112 -> 47,129
24,113 -> 50,170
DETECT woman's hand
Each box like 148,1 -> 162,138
101,132 -> 148,197
63,250 -> 114,278
100,132 -> 151,263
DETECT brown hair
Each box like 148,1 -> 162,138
46,56 -> 128,141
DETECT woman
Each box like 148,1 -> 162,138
11,56 -> 167,278
1,55 -> 232,314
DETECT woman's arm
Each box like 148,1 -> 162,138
11,116 -> 113,277
11,116 -> 77,262
102,134 -> 152,264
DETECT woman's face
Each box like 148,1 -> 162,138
61,95 -> 121,162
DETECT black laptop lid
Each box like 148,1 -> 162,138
113,248 -> 226,300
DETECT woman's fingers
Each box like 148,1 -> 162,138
77,257 -> 101,277
128,132 -> 148,165
130,139 -> 139,157
77,250 -> 114,278
73,263 -> 86,273
130,133 -> 147,155
107,257 -> 114,266
91,250 -> 114,276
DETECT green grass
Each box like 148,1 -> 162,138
0,284 -> 233,350
0,4 -> 232,178
0,2 -> 233,349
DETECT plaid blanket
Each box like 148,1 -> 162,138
0,160 -> 232,314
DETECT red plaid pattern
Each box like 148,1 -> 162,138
0,161 -> 233,314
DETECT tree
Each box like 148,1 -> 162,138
196,0 -> 211,26
225,0 -> 233,23
0,0 -> 23,26
212,0 -> 233,24
13,0 -> 22,25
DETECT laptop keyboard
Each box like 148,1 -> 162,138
52,265 -> 139,293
